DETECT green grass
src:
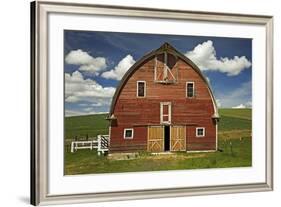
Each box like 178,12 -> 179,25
64,108 -> 252,175
65,138 -> 251,174
218,108 -> 252,139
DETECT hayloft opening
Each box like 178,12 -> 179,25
154,52 -> 178,83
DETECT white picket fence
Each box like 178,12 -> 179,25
70,140 -> 97,153
70,135 -> 109,156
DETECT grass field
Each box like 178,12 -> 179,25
64,108 -> 252,175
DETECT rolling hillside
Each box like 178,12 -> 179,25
65,109 -> 252,140
65,113 -> 109,140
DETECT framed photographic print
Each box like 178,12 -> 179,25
31,0 -> 273,205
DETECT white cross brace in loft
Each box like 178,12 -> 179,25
154,52 -> 177,83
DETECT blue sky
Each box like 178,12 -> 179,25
64,30 -> 252,116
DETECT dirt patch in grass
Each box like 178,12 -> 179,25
219,130 -> 251,140
107,152 -> 209,161
142,153 -> 208,160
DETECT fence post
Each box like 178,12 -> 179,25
230,141 -> 233,156
97,135 -> 101,156
71,142 -> 74,153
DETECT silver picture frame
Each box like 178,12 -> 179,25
30,0 -> 273,205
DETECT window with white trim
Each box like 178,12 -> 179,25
160,102 -> 171,124
137,81 -> 146,97
186,82 -> 195,98
196,127 -> 205,137
123,128 -> 134,139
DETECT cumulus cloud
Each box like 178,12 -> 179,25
65,49 -> 107,74
65,109 -> 85,117
216,99 -> 222,108
185,40 -> 251,76
65,70 -> 115,103
65,109 -> 108,117
91,102 -> 103,107
245,101 -> 252,108
232,101 -> 252,109
65,109 -> 96,117
232,104 -> 246,109
101,55 -> 135,80
216,81 -> 252,108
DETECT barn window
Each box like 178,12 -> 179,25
124,128 -> 134,139
196,127 -> 205,137
137,81 -> 146,97
160,102 -> 171,124
186,82 -> 195,98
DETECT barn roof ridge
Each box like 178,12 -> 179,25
158,42 -> 174,50
108,43 -> 219,118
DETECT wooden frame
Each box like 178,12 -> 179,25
154,52 -> 178,84
147,125 -> 165,152
170,125 -> 186,151
196,127 -> 206,137
160,102 -> 172,124
123,128 -> 134,139
31,1 -> 273,205
136,81 -> 146,98
186,81 -> 195,98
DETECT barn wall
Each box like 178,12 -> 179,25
110,126 -> 147,152
110,56 -> 216,152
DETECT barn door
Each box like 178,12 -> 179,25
147,126 -> 164,152
170,126 -> 186,151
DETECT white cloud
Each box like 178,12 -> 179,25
91,102 -> 103,107
78,99 -> 111,108
65,96 -> 80,103
232,101 -> 252,109
65,109 -> 85,117
185,40 -> 251,76
65,109 -> 108,117
78,103 -> 88,106
216,81 -> 252,108
232,104 -> 246,109
83,107 -> 96,112
65,49 -> 107,74
65,70 -> 115,103
65,109 -> 96,117
216,99 -> 222,108
101,55 -> 135,80
245,101 -> 252,108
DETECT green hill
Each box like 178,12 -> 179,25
64,113 -> 109,140
219,108 -> 252,120
64,109 -> 252,140
218,108 -> 252,131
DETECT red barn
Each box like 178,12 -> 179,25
107,43 -> 219,153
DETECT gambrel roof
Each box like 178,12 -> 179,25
109,42 -> 219,118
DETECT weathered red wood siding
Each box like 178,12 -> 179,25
110,56 -> 216,152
